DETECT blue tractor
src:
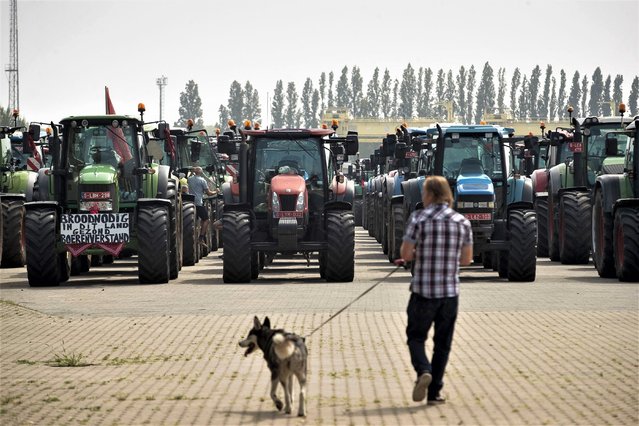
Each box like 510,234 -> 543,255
401,123 -> 537,282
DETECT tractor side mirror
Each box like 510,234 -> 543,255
605,136 -> 619,156
216,135 -> 237,155
157,122 -> 169,139
345,131 -> 359,156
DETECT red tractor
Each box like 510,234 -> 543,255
217,124 -> 358,282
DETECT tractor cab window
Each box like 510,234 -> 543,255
586,124 -> 629,173
442,133 -> 502,180
252,137 -> 324,210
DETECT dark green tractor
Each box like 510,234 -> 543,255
591,116 -> 638,281
25,105 -> 184,286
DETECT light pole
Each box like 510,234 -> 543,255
156,75 -> 168,121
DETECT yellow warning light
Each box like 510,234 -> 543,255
321,124 -> 328,129
12,109 -> 19,117
254,122 -> 261,130
619,103 -> 626,114
331,119 -> 339,127
138,103 -> 146,113
46,127 -> 52,135
540,121 -> 545,128
187,119 -> 194,127
480,121 -> 486,125
215,128 -> 221,136
243,120 -> 252,129
228,119 -> 236,127
567,105 -> 574,113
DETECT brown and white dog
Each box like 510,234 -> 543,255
238,316 -> 308,416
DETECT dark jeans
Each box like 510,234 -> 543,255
406,292 -> 458,399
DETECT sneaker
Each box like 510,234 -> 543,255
427,395 -> 446,405
412,373 -> 432,402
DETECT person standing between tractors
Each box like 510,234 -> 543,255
398,175 -> 473,404
188,166 -> 216,248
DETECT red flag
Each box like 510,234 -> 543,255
105,86 -> 116,114
104,86 -> 132,162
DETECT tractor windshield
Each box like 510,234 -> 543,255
68,123 -> 135,168
586,123 -> 629,173
441,133 -> 502,180
252,137 -> 324,209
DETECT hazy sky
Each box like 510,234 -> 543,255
1,0 -> 637,126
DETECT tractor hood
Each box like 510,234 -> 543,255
271,174 -> 305,195
456,172 -> 494,196
79,164 -> 118,185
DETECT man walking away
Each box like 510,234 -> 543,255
398,175 -> 473,405
188,166 -> 216,248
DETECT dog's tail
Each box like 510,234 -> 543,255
273,333 -> 295,360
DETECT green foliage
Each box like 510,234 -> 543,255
284,82 -> 300,128
629,76 -> 639,115
456,66 -> 467,123
588,67 -> 604,116
510,68 -> 521,119
351,66 -> 364,117
541,65 -> 553,120
568,71 -> 581,117
175,80 -> 203,128
612,75 -> 624,110
0,105 -> 26,127
271,80 -> 285,128
557,70 -> 567,119
581,75 -> 589,117
380,69 -> 392,119
528,65 -> 541,119
398,63 -> 416,119
49,342 -> 88,367
466,65 -> 476,124
242,81 -> 261,124
301,78 -> 314,127
227,81 -> 244,122
475,62 -> 495,123
365,67 -> 381,118
336,66 -> 351,109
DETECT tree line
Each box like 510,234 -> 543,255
175,62 -> 638,129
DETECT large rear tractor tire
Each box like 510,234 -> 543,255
222,211 -> 252,283
558,191 -> 591,264
592,190 -> 616,278
353,199 -> 363,227
137,205 -> 171,284
390,204 -> 403,262
182,203 -> 197,266
534,197 -> 549,258
507,209 -> 537,282
168,206 -> 180,280
613,207 -> 639,282
325,211 -> 355,282
548,192 -> 560,261
1,199 -> 26,267
25,209 -> 61,287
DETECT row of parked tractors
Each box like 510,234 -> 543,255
1,111 -> 362,285
0,106 -> 228,286
359,106 -> 638,282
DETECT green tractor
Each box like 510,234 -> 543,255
24,105 -> 184,286
217,125 -> 358,283
0,123 -> 46,267
546,108 -> 632,264
591,116 -> 639,281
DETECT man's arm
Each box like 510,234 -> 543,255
460,244 -> 473,266
400,241 -> 416,262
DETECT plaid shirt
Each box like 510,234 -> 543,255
403,203 -> 473,298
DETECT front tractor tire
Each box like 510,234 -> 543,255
506,209 -> 537,282
25,209 -> 61,287
182,203 -> 197,266
325,210 -> 355,282
1,199 -> 26,268
592,190 -> 616,278
137,205 -> 171,284
613,207 -> 639,282
389,204 -> 403,262
534,197 -> 549,258
222,211 -> 252,283
558,191 -> 591,264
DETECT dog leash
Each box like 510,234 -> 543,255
304,263 -> 404,339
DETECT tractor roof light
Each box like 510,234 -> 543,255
243,120 -> 252,130
187,119 -> 194,130
12,109 -> 19,118
253,122 -> 261,130
619,103 -> 626,114
46,127 -> 52,135
567,106 -> 574,113
138,103 -> 146,113
215,128 -> 221,136
331,119 -> 339,131
228,119 -> 236,128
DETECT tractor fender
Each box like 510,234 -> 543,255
24,200 -> 60,215
1,193 -> 26,203
34,168 -> 50,201
613,198 -> 639,213
155,165 -> 171,198
22,171 -> 38,202
508,176 -> 534,205
595,174 -> 624,214
507,201 -> 534,212
137,198 -> 172,210
391,194 -> 404,205
324,200 -> 352,212
531,168 -> 549,195
548,163 -> 567,201
221,181 -> 237,205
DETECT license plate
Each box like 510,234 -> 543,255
464,213 -> 492,221
568,142 -> 583,153
405,151 -> 417,158
274,211 -> 303,218
82,191 -> 110,200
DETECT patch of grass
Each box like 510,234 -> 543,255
112,393 -> 128,401
170,395 -> 185,401
16,359 -> 37,365
145,395 -> 155,401
48,342 -> 89,367
43,396 -> 60,403
1,395 -> 21,406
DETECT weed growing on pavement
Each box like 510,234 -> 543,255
48,342 -> 89,367
113,392 -> 128,401
1,395 -> 22,406
43,396 -> 60,403
15,359 -> 37,365
145,396 -> 155,401
170,395 -> 185,400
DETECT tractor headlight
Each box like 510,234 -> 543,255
272,192 -> 280,212
295,192 -> 304,211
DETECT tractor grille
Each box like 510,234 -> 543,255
279,194 -> 297,211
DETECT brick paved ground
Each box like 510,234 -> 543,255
1,229 -> 638,425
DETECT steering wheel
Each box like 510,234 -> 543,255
90,146 -> 111,154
